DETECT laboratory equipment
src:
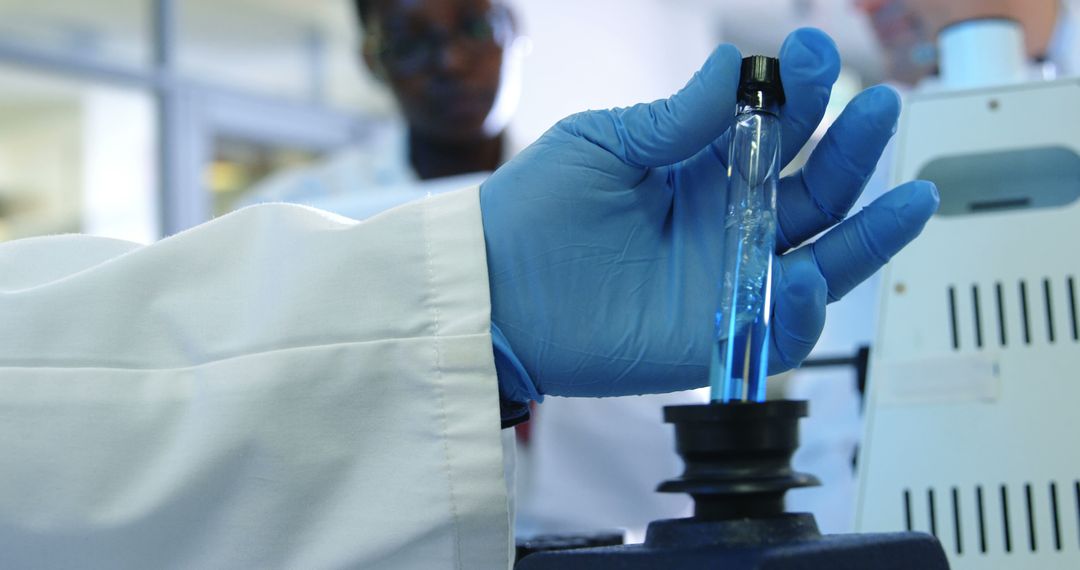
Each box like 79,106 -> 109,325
712,55 -> 783,404
856,18 -> 1080,569
515,400 -> 950,569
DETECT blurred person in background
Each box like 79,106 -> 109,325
245,0 -> 524,216
786,0 -> 1076,534
245,0 -> 707,543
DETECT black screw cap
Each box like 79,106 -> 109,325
738,55 -> 785,106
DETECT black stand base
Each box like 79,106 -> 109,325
517,514 -> 948,569
515,401 -> 950,569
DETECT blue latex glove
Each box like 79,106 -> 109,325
481,28 -> 939,399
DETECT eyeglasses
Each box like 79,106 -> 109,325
365,6 -> 513,75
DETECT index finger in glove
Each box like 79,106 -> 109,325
555,43 -> 742,174
776,28 -> 842,165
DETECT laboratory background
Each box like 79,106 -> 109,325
0,0 -> 894,243
2,1 -> 1080,569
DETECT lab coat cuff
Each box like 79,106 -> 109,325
491,322 -> 543,411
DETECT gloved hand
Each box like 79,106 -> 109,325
481,28 -> 938,399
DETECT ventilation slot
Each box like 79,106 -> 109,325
904,488 -> 913,531
1044,279 -> 1057,343
1020,281 -> 1032,345
1026,483 -> 1038,552
1002,484 -> 1013,553
952,487 -> 964,555
976,485 -> 988,553
971,285 -> 984,348
929,488 -> 939,537
948,286 -> 960,350
995,282 -> 1007,347
1051,482 -> 1063,551
1069,277 -> 1078,342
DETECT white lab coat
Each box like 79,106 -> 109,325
0,187 -> 514,569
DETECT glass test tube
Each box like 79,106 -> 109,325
709,56 -> 783,403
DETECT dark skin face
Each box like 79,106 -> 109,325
363,0 -> 508,160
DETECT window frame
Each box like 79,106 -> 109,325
0,0 -> 368,237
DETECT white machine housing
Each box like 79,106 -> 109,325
855,77 -> 1080,570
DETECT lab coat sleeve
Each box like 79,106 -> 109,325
0,187 -> 512,569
